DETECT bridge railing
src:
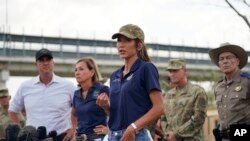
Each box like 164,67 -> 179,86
0,32 -> 249,70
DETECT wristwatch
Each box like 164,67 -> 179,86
131,123 -> 139,134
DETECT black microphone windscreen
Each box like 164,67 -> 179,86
17,125 -> 38,141
5,123 -> 21,141
48,130 -> 57,138
37,126 -> 47,139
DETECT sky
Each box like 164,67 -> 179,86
0,0 -> 250,50
1,0 -> 249,96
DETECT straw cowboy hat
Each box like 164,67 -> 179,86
209,43 -> 248,69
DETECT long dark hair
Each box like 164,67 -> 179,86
136,39 -> 150,62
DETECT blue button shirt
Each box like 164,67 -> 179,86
73,82 -> 109,135
108,59 -> 161,130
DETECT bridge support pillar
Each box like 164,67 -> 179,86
0,69 -> 10,88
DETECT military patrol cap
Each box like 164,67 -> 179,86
112,24 -> 145,42
209,43 -> 248,69
0,84 -> 9,97
166,59 -> 186,70
35,48 -> 53,61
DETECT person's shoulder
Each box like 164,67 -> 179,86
140,61 -> 158,73
54,75 -> 74,84
240,72 -> 250,79
111,68 -> 122,78
96,83 -> 109,93
101,84 -> 109,89
54,75 -> 76,90
141,61 -> 156,68
19,76 -> 38,87
189,83 -> 204,90
95,82 -> 108,88
189,83 -> 206,94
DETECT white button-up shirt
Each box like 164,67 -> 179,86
9,74 -> 77,135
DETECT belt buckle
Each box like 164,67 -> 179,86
76,134 -> 87,141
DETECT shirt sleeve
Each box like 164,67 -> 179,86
142,62 -> 161,94
8,84 -> 25,113
174,87 -> 208,138
101,85 -> 110,97
72,91 -> 76,108
68,82 -> 77,105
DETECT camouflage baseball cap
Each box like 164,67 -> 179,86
0,83 -> 9,97
35,48 -> 53,61
166,59 -> 186,70
112,24 -> 145,42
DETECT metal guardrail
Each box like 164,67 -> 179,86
0,32 -> 249,68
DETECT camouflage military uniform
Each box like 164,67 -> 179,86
215,71 -> 250,130
0,106 -> 11,138
0,84 -> 25,138
161,83 -> 208,141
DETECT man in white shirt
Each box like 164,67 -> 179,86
8,48 -> 76,141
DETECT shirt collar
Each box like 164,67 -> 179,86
117,58 -> 143,78
175,82 -> 190,93
222,70 -> 241,84
76,82 -> 101,98
34,73 -> 59,84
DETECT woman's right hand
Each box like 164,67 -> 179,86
96,93 -> 110,109
121,125 -> 136,141
96,93 -> 110,115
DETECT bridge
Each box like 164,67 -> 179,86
0,32 -> 250,84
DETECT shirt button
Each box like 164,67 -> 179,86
236,95 -> 239,98
224,95 -> 227,98
226,85 -> 229,88
224,105 -> 226,108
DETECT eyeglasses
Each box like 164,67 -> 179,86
218,55 -> 236,62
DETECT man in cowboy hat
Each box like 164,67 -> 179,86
209,43 -> 250,141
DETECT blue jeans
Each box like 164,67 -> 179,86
108,128 -> 152,141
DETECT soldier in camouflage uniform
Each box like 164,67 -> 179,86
209,43 -> 250,141
0,84 -> 12,138
0,83 -> 25,138
161,59 -> 208,141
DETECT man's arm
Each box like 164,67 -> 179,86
121,91 -> 164,141
8,111 -> 20,123
174,88 -> 208,138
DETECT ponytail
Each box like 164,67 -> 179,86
136,39 -> 150,62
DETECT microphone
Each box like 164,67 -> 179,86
17,125 -> 38,141
46,130 -> 57,141
5,123 -> 21,141
40,130 -> 57,141
37,126 -> 47,140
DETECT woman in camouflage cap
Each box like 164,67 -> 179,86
97,24 -> 164,141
